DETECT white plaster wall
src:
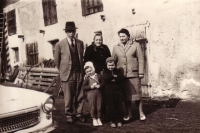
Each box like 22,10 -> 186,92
4,0 -> 45,66
141,0 -> 200,100
4,0 -> 200,100
43,0 -> 142,52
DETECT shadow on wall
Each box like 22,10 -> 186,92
173,63 -> 200,100
152,63 -> 200,100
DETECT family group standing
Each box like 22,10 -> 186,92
55,21 -> 146,127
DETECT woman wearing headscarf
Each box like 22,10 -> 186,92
84,33 -> 111,120
84,33 -> 111,74
112,28 -> 146,121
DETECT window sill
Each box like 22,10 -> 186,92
8,32 -> 17,36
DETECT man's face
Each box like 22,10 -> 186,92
85,67 -> 95,76
107,61 -> 115,71
119,33 -> 129,44
66,30 -> 76,39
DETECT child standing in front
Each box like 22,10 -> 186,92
103,57 -> 124,128
81,61 -> 104,126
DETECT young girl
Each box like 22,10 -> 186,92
103,57 -> 124,128
81,61 -> 104,126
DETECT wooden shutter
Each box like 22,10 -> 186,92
42,0 -> 50,26
50,0 -> 58,24
7,10 -> 12,21
97,0 -> 103,12
88,0 -> 94,14
14,47 -> 19,62
26,42 -> 38,66
81,0 -> 103,16
81,0 -> 87,16
42,0 -> 57,26
33,42 -> 38,65
26,43 -> 30,65
7,9 -> 16,35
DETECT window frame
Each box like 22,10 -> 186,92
12,47 -> 19,63
42,0 -> 58,26
7,9 -> 17,36
26,42 -> 39,66
81,0 -> 103,16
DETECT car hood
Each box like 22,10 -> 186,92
0,85 -> 50,115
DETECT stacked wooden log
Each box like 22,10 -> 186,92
42,59 -> 56,68
15,67 -> 59,93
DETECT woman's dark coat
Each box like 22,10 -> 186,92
84,43 -> 111,74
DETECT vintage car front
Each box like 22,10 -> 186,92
0,85 -> 56,133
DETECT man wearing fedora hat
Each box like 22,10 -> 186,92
55,21 -> 85,124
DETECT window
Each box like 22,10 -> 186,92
48,39 -> 59,58
81,0 -> 103,16
12,47 -> 19,63
7,9 -> 16,35
42,0 -> 58,26
26,42 -> 38,66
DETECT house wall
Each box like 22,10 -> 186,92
143,0 -> 200,100
4,0 -> 200,100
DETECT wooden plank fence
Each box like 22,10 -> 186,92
15,67 -> 59,93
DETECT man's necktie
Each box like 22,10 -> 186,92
71,39 -> 74,47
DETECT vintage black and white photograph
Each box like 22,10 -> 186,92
0,0 -> 200,133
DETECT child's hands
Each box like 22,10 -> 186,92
91,82 -> 97,89
95,85 -> 100,89
91,85 -> 95,89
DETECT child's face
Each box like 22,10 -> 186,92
107,61 -> 115,71
85,67 -> 95,76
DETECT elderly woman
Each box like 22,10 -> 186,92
84,33 -> 111,74
84,33 -> 111,120
112,28 -> 146,121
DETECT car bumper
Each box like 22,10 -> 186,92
15,118 -> 57,133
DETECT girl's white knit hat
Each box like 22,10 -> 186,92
84,61 -> 95,70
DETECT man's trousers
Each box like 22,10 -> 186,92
62,71 -> 84,118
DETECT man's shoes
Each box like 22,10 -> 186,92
76,116 -> 86,123
66,117 -> 74,124
93,118 -> 98,127
97,118 -> 103,126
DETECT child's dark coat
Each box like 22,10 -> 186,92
103,68 -> 124,122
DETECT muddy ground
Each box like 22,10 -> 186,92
51,96 -> 200,133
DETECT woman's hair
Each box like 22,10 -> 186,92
93,33 -> 103,42
118,28 -> 130,38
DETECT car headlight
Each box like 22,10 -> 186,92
42,96 -> 55,115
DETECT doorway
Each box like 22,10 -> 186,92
127,22 -> 151,98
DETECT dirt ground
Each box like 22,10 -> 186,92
1,82 -> 200,133
51,96 -> 200,133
